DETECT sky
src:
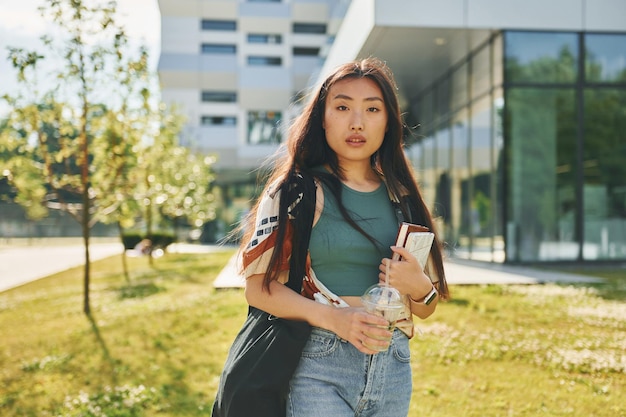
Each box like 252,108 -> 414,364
0,0 -> 161,101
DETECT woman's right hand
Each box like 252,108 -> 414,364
331,307 -> 393,354
245,274 -> 392,354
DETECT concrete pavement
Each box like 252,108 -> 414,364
0,242 -> 124,292
0,241 -> 603,293
212,252 -> 603,289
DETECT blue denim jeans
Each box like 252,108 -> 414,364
287,327 -> 412,417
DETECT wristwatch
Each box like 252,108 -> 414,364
410,286 -> 438,305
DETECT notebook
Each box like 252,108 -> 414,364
392,222 -> 434,270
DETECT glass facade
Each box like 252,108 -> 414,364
247,111 -> 282,144
408,30 -> 626,263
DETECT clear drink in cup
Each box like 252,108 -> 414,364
361,284 -> 404,352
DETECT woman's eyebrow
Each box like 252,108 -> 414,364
332,93 -> 384,102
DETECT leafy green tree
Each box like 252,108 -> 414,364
2,0 -> 218,303
2,0 -> 144,314
128,103 -> 217,265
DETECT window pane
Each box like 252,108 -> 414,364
585,33 -> 626,83
201,20 -> 236,31
293,23 -> 326,34
506,88 -> 577,261
201,44 -> 236,54
493,88 -> 505,262
436,78 -> 450,121
583,89 -> 626,260
434,123 -> 451,242
293,47 -> 320,56
451,62 -> 468,110
248,111 -> 282,144
421,133 -> 436,206
201,91 -> 237,103
417,89 -> 434,133
247,56 -> 282,66
505,31 -> 578,84
472,45 -> 491,98
247,34 -> 282,44
493,34 -> 504,87
470,96 -> 493,260
201,116 -> 237,126
451,108 -> 470,258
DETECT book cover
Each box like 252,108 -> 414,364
405,231 -> 435,270
392,222 -> 434,270
393,222 -> 429,250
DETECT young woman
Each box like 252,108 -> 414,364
240,57 -> 448,416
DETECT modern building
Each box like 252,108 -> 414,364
158,0 -> 626,264
157,0 -> 347,178
157,0 -> 348,238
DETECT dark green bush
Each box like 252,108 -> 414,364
121,233 -> 176,250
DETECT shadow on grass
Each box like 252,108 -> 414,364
83,313 -> 211,414
574,281 -> 626,302
159,362 -> 214,414
117,281 -> 165,299
86,313 -> 119,385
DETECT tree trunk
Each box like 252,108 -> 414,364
117,222 -> 130,283
145,175 -> 154,267
81,89 -> 91,315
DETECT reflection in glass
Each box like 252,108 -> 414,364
436,78 -> 451,121
583,89 -> 626,259
585,33 -> 626,83
408,30 -> 626,264
470,96 -> 493,261
451,62 -> 468,110
247,111 -> 282,144
421,134 -> 436,206
434,123 -> 451,240
505,31 -> 578,84
472,45 -> 491,98
419,89 -> 435,132
506,88 -> 577,262
450,109 -> 470,259
493,34 -> 504,87
493,89 -> 505,262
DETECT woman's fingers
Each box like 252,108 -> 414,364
337,309 -> 392,354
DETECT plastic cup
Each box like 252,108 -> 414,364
361,284 -> 404,352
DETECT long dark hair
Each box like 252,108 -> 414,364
240,57 -> 448,298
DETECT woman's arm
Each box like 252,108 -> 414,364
244,272 -> 394,354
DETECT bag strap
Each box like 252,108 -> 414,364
392,196 -> 413,225
285,172 -> 316,293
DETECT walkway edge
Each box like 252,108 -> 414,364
212,254 -> 603,289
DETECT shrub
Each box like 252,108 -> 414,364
121,232 -> 176,250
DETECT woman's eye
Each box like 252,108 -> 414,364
337,105 -> 348,111
368,107 -> 380,112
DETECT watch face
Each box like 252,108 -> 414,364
424,288 -> 437,305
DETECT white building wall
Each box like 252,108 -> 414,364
467,0 -> 585,30
585,0 -> 626,31
158,0 -> 344,174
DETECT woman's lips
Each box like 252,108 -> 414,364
346,134 -> 366,144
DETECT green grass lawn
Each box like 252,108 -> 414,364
0,251 -> 624,416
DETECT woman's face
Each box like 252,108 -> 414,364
323,77 -> 388,167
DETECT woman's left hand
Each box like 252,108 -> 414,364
378,246 -> 432,300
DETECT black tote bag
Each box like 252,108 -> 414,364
212,172 -> 315,417
211,306 -> 311,416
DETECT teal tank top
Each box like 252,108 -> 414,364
309,181 -> 399,296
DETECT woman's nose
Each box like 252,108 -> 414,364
350,112 -> 363,131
